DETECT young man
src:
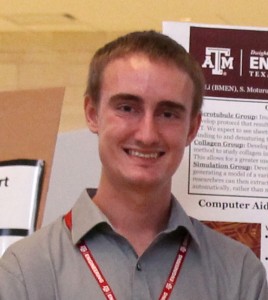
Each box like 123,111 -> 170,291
0,31 -> 267,299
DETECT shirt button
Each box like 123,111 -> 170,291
136,263 -> 142,271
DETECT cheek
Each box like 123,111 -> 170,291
166,126 -> 190,148
97,119 -> 127,150
100,115 -> 135,140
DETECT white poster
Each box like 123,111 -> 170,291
164,22 -> 268,273
0,159 -> 44,256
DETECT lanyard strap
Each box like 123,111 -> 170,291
64,210 -> 191,300
158,233 -> 191,300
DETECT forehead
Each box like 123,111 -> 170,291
103,53 -> 193,90
103,52 -> 184,75
100,54 -> 194,109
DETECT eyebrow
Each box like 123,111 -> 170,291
157,100 -> 186,112
109,93 -> 142,103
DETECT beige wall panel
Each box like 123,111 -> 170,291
0,32 -> 53,52
60,86 -> 86,132
65,64 -> 88,86
0,31 -> 126,132
0,64 -> 18,90
18,64 -> 67,89
0,53 -> 24,64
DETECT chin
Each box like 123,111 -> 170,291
126,175 -> 168,190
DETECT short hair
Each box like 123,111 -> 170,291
85,30 -> 205,116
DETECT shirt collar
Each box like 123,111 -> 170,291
70,189 -> 110,244
166,195 -> 200,247
69,189 -> 200,247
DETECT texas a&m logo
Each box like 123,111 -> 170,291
202,47 -> 234,75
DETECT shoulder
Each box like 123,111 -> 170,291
0,217 -> 68,299
191,217 -> 259,262
190,218 -> 268,298
4,216 -> 66,260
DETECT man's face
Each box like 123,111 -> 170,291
85,53 -> 201,190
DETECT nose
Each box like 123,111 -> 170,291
135,112 -> 160,146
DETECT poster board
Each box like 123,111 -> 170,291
0,159 -> 44,255
163,22 -> 268,272
0,87 -> 64,231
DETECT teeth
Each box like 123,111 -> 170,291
129,150 -> 158,159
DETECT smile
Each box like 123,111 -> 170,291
127,149 -> 164,159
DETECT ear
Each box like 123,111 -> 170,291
186,112 -> 202,146
84,95 -> 99,134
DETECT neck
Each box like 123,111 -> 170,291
92,176 -> 172,256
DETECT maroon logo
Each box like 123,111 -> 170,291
189,27 -> 268,100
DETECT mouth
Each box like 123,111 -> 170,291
125,149 -> 165,159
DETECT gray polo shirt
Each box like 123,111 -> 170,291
0,189 -> 267,299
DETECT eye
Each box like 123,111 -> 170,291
118,104 -> 134,113
156,101 -> 186,121
163,111 -> 176,118
161,110 -> 180,120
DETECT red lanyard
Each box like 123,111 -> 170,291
65,210 -> 191,300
